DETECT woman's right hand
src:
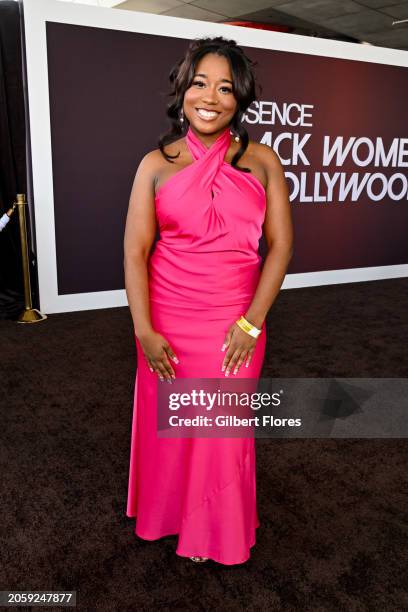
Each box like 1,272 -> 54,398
138,330 -> 179,382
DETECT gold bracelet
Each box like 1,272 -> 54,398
235,315 -> 262,338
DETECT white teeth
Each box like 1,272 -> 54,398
197,108 -> 219,119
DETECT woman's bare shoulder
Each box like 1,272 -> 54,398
140,137 -> 187,172
135,138 -> 189,196
249,140 -> 282,169
146,137 -> 186,161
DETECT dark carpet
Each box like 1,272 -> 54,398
0,278 -> 407,611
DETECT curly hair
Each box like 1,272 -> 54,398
157,36 -> 260,173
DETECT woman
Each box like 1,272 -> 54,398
124,36 -> 293,565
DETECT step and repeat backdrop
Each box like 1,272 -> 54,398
24,0 -> 408,313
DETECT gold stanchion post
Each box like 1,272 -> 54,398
15,193 -> 47,323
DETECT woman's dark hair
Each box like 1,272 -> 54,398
158,36 -> 260,173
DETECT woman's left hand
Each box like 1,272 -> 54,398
221,321 -> 258,376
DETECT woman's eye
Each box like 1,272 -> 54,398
192,81 -> 232,94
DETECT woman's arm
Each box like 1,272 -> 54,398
123,152 -> 178,382
123,152 -> 158,339
244,145 -> 294,329
221,145 -> 293,376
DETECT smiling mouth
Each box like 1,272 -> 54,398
196,108 -> 220,120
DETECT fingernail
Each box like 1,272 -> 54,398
233,369 -> 238,375
149,367 -> 154,372
245,362 -> 249,367
221,365 -> 225,372
167,379 -> 172,384
225,370 -> 230,377
171,374 -> 176,379
221,344 -> 226,351
173,357 -> 179,363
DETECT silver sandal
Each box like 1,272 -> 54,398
190,556 -> 209,563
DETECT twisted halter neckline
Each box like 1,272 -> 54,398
185,125 -> 231,160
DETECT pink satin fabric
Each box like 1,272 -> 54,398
126,125 -> 267,565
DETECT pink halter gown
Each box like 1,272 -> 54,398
126,125 -> 267,565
